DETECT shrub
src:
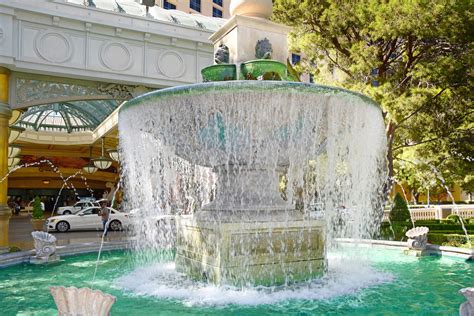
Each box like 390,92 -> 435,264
428,233 -> 448,245
8,246 -> 21,253
446,214 -> 465,225
419,224 -> 474,232
380,222 -> 410,241
31,196 -> 44,220
415,220 -> 440,225
389,193 -> 411,222
428,233 -> 474,246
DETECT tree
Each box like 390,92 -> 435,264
273,0 -> 473,193
390,193 -> 411,222
32,196 -> 44,220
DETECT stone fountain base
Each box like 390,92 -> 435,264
175,214 -> 326,286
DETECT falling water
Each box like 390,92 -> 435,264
119,82 -> 388,286
427,164 -> 471,246
1,160 -> 94,208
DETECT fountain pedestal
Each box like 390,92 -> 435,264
176,216 -> 326,286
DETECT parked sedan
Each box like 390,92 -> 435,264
45,207 -> 130,232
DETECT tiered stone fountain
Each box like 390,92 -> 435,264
174,1 -> 326,286
120,0 -> 387,286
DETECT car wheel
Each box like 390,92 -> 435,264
109,220 -> 122,231
56,221 -> 70,232
63,211 -> 71,215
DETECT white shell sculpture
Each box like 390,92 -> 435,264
460,288 -> 474,316
405,226 -> 429,250
31,231 -> 57,258
50,286 -> 116,316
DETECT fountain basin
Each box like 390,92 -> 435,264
201,64 -> 237,82
0,248 -> 472,314
120,81 -> 380,168
241,60 -> 288,80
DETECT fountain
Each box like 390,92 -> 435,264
50,286 -> 116,316
30,231 -> 59,264
460,288 -> 474,316
404,226 -> 429,257
119,0 -> 387,286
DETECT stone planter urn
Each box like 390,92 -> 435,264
405,226 -> 429,250
230,0 -> 273,19
30,231 -> 59,264
50,286 -> 116,316
460,288 -> 474,316
30,218 -> 45,231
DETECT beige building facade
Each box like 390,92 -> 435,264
155,0 -> 230,18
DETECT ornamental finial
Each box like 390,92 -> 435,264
229,0 -> 273,19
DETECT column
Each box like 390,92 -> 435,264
0,67 -> 12,251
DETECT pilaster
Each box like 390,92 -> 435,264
0,67 -> 12,250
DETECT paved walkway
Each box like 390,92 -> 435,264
8,213 -> 129,250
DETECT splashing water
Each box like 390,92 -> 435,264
116,250 -> 394,307
119,82 -> 388,286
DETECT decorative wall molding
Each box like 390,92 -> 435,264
0,0 -> 215,93
11,73 -> 148,109
34,30 -> 73,64
99,41 -> 133,71
157,51 -> 186,79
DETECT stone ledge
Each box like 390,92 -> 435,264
0,240 -> 131,268
336,238 -> 473,261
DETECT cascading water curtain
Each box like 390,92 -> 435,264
119,84 -> 387,279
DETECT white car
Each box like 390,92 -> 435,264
56,201 -> 99,215
46,207 -> 130,232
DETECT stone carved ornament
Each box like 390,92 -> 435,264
459,288 -> 474,316
214,44 -> 230,64
31,231 -> 57,258
97,84 -> 152,99
50,286 -> 116,316
255,38 -> 273,59
405,226 -> 429,250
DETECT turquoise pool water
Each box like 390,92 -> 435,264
0,247 -> 472,315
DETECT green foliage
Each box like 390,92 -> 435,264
417,223 -> 474,232
31,196 -> 44,220
415,220 -> 440,225
428,233 -> 473,246
446,214 -> 465,225
273,0 -> 473,189
389,193 -> 411,222
8,246 -> 21,253
380,221 -> 409,240
380,220 -> 473,242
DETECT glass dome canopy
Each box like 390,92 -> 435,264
16,100 -> 119,133
66,0 -> 226,32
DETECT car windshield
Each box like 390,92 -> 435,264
80,208 -> 100,215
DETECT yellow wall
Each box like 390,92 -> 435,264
391,183 -> 467,203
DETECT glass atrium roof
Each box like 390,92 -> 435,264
67,0 -> 226,31
16,100 -> 119,133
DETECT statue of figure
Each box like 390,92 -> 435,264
214,44 -> 230,64
255,38 -> 272,59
